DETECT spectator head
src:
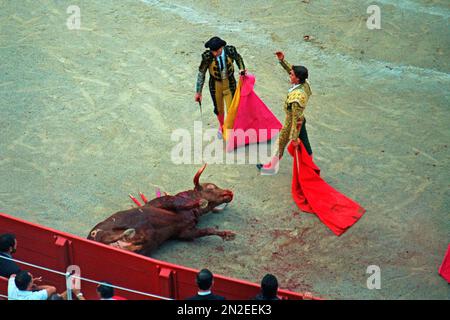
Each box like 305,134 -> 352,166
0,233 -> 17,254
260,274 -> 278,299
196,269 -> 214,291
15,271 -> 33,291
49,293 -> 64,300
97,281 -> 114,299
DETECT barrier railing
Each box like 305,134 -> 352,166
0,255 -> 172,300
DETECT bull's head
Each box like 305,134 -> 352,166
193,164 -> 233,214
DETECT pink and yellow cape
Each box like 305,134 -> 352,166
223,74 -> 282,151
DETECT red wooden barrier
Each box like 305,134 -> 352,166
0,276 -> 8,300
0,212 -> 321,300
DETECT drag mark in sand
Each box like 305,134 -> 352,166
137,103 -> 169,132
376,0 -> 450,18
0,81 -> 14,88
391,179 -> 431,212
72,76 -> 111,87
23,16 -> 43,26
140,0 -> 209,24
412,147 -> 439,164
3,86 -> 69,94
311,155 -> 331,164
140,0 -> 250,33
76,105 -> 123,123
7,134 -> 40,153
8,158 -> 47,176
334,106 -> 353,117
358,101 -> 403,117
136,82 -> 158,93
10,14 -> 25,24
113,70 -> 132,76
80,88 -> 96,107
17,30 -> 44,43
314,120 -> 342,132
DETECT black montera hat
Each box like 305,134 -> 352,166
205,37 -> 226,51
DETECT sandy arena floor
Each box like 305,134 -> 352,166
0,0 -> 449,299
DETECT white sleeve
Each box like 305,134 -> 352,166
7,276 -> 18,300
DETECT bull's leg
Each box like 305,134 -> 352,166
177,227 -> 236,241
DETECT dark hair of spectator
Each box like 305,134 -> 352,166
97,282 -> 114,299
196,269 -> 213,290
261,274 -> 278,299
15,270 -> 32,291
292,65 -> 308,84
49,293 -> 64,300
0,233 -> 16,252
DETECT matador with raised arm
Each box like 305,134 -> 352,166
257,51 -> 312,175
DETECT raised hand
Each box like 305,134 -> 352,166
290,137 -> 300,147
275,51 -> 285,61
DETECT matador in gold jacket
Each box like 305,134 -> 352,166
257,51 -> 312,175
194,37 -> 246,138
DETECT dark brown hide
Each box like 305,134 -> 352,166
87,165 -> 234,256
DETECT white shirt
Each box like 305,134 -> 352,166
289,83 -> 302,93
198,290 -> 212,296
217,49 -> 227,79
8,276 -> 48,300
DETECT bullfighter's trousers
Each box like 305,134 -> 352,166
209,77 -> 235,116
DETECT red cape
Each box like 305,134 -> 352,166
288,141 -> 366,236
439,244 -> 450,283
225,74 -> 282,152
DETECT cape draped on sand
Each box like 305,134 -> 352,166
288,141 -> 366,236
438,244 -> 450,283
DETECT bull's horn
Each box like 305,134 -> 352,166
193,163 -> 207,187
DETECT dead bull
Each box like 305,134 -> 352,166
87,164 -> 235,256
